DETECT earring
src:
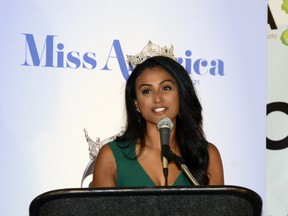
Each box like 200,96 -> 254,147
135,100 -> 140,113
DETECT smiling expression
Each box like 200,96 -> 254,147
135,66 -> 179,127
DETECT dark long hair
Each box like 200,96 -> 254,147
116,56 -> 209,185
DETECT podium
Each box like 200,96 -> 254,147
29,186 -> 262,216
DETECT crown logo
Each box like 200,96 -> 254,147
126,40 -> 176,69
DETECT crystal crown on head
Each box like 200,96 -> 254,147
126,40 -> 176,69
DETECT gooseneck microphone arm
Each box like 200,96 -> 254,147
171,152 -> 200,186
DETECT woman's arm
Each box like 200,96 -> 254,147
207,143 -> 224,185
92,144 -> 117,187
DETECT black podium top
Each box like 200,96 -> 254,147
29,185 -> 262,216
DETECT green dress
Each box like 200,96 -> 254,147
108,140 -> 192,187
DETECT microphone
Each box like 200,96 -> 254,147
157,117 -> 173,186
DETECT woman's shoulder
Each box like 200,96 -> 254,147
207,142 -> 224,185
102,139 -> 136,159
207,143 -> 220,154
107,139 -> 130,150
92,142 -> 117,187
207,142 -> 223,165
97,140 -> 121,160
96,143 -> 115,163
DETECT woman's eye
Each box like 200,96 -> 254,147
162,86 -> 172,91
142,89 -> 151,94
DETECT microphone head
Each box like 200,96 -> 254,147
157,117 -> 173,131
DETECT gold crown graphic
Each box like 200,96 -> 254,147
126,40 -> 176,69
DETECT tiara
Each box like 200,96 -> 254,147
126,40 -> 176,69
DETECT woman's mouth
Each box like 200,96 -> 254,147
153,107 -> 166,114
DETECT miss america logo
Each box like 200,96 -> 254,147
21,33 -> 225,80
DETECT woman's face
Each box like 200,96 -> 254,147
134,66 -> 179,127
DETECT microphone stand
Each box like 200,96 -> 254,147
162,145 -> 170,186
171,152 -> 200,186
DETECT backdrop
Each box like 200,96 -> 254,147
267,0 -> 288,215
0,1 -> 267,215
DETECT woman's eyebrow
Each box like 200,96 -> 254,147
138,79 -> 175,89
138,83 -> 152,89
159,79 -> 175,85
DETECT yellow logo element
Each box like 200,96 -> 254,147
282,0 -> 288,13
280,29 -> 288,45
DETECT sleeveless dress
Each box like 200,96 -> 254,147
108,140 -> 192,187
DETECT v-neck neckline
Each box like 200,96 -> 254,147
133,143 -> 182,186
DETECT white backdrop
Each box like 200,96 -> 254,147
0,1 -> 267,215
267,1 -> 288,215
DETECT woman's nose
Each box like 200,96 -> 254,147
153,92 -> 163,103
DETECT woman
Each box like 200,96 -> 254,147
92,55 -> 224,187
